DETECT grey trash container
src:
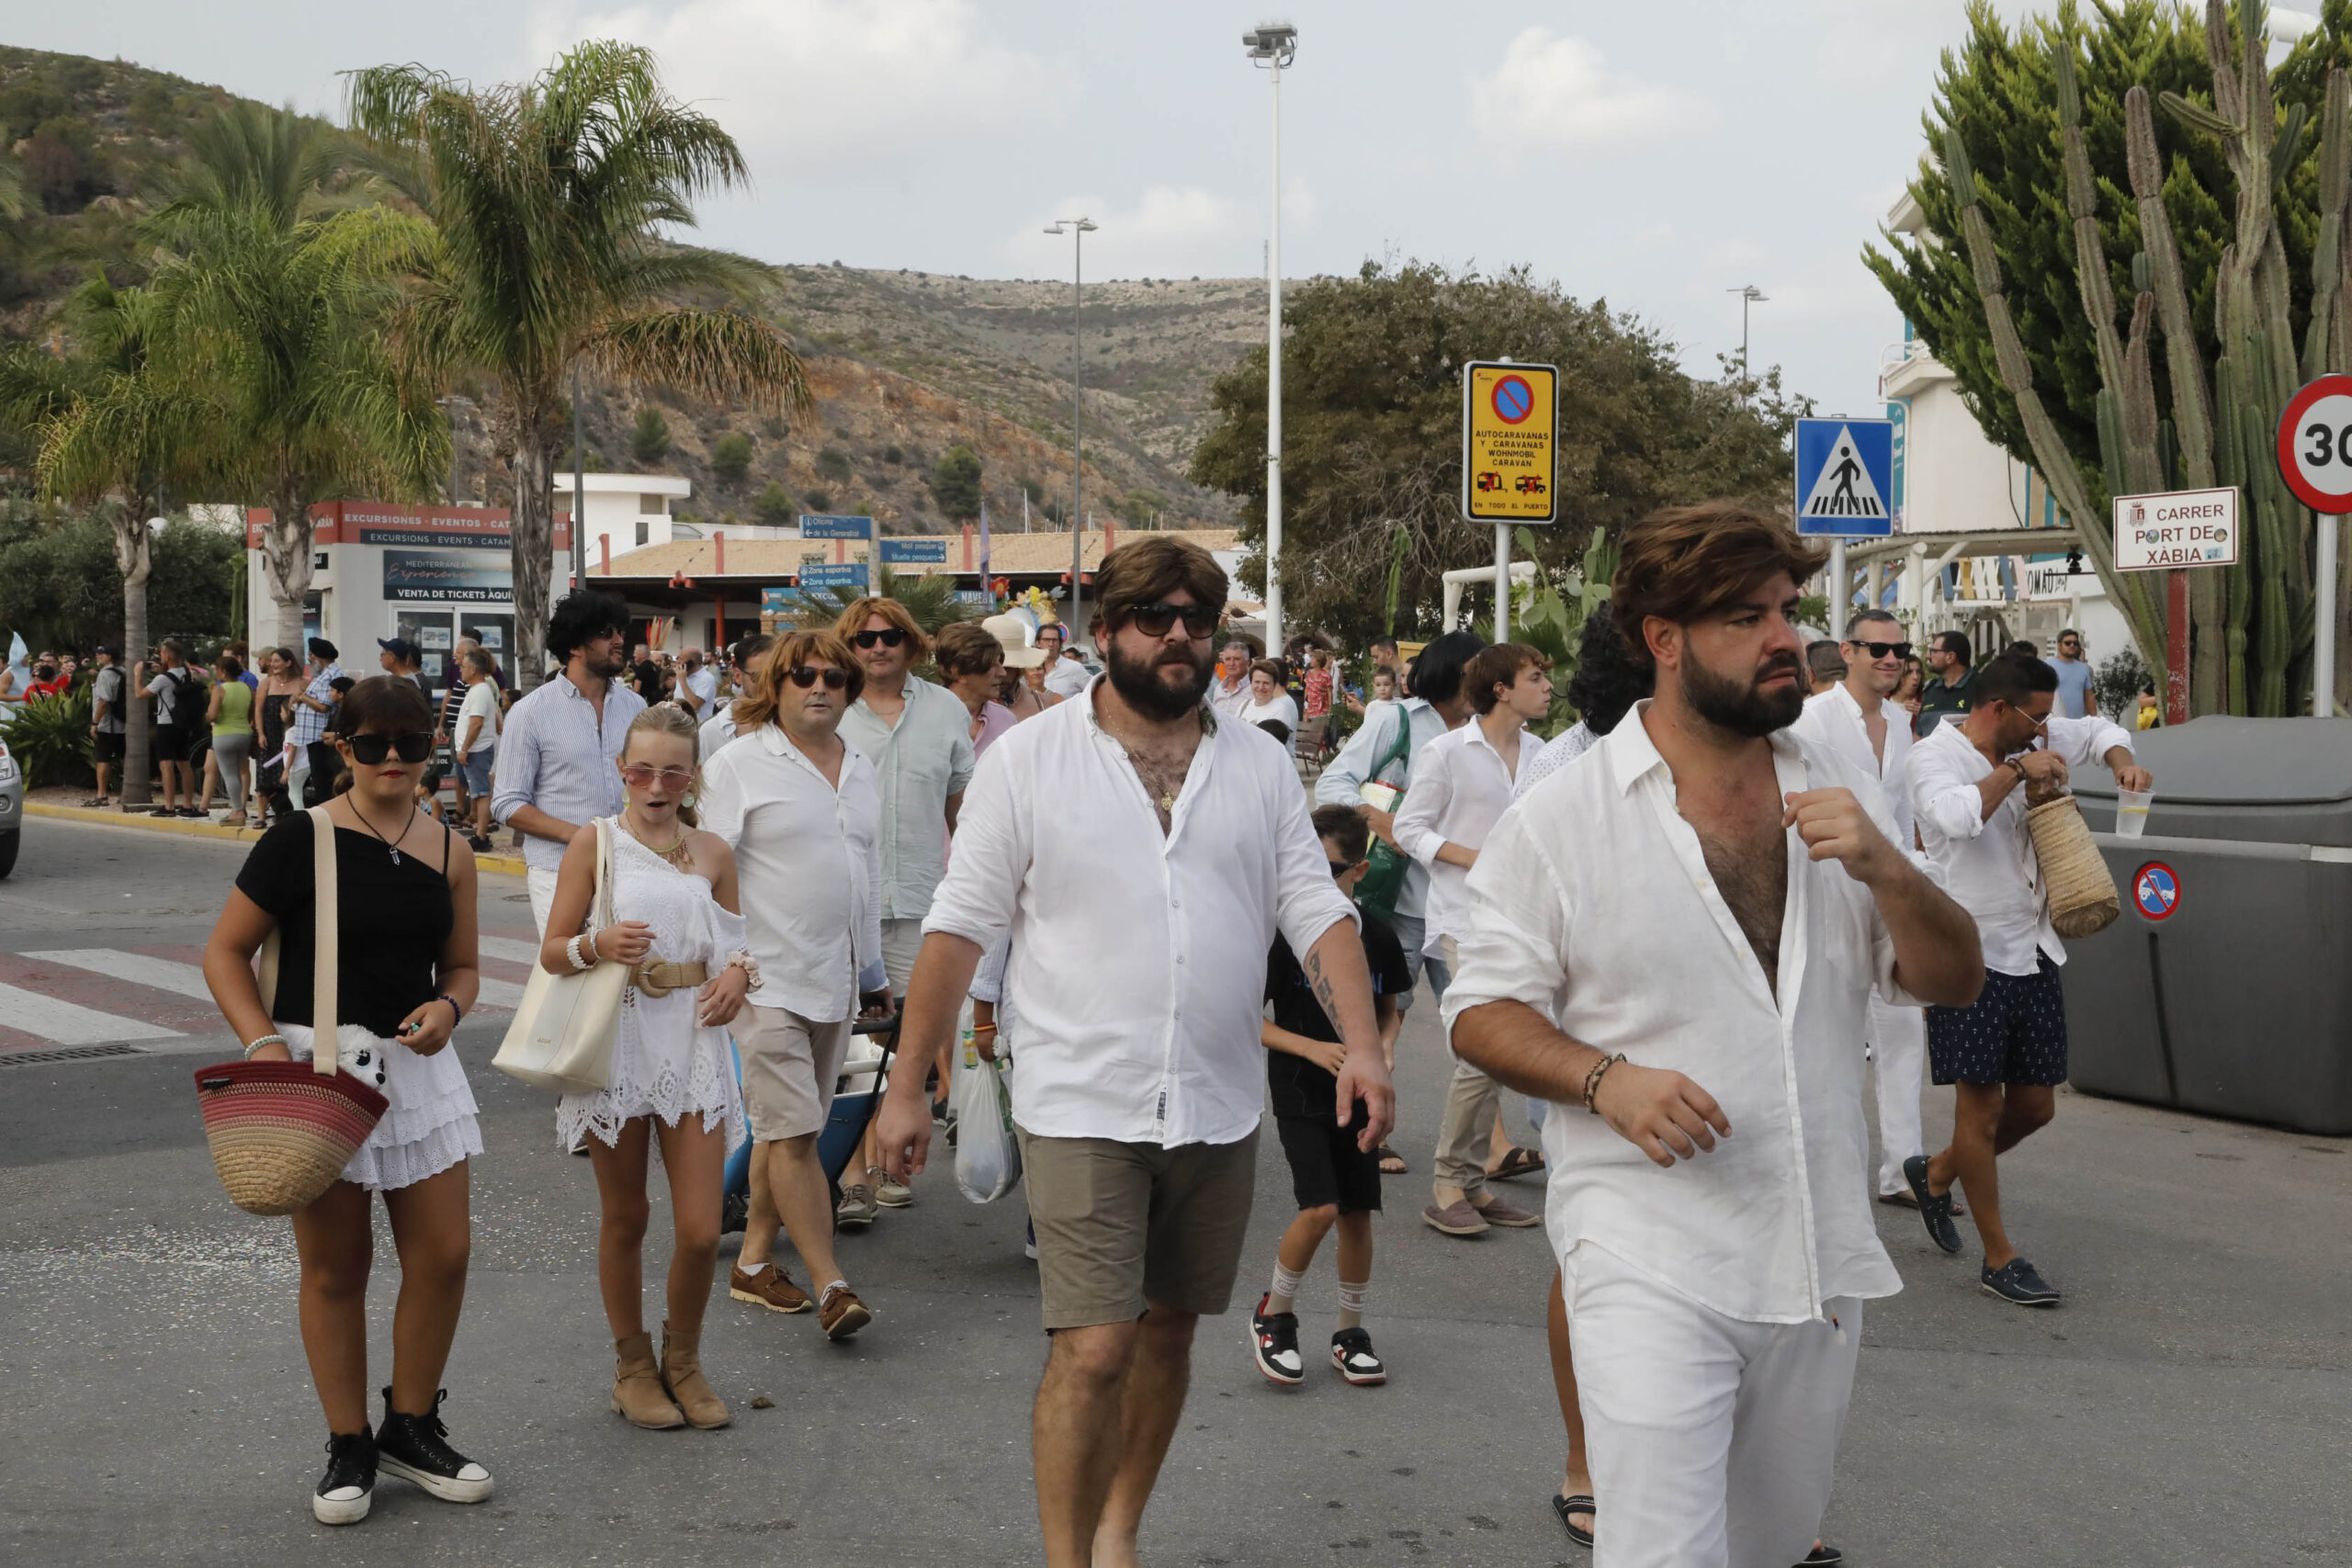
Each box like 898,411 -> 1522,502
2064,716 -> 2352,1135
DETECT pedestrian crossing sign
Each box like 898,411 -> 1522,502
1792,418 -> 1895,537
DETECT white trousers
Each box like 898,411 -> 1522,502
527,864 -> 561,936
1869,994 -> 1927,1197
1564,1245 -> 1861,1568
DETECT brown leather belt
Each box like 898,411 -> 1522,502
628,961 -> 708,998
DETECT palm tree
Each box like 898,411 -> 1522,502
147,102 -> 447,647
2,276 -> 224,807
346,41 -> 812,686
805,565 -> 979,639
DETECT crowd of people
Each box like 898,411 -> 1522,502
192,512 -> 2148,1566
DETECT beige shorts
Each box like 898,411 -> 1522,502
735,1004 -> 853,1143
879,917 -> 926,996
1014,1124 -> 1260,1331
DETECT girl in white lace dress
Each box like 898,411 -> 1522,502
537,706 -> 754,1432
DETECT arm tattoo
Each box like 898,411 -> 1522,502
1301,949 -> 1342,1028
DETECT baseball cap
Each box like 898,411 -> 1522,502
378,637 -> 419,662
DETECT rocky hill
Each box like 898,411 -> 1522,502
0,46 -> 1263,534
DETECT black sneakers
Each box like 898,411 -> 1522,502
1903,1155 -> 1963,1255
312,1427 -> 377,1525
1330,1327 -> 1386,1386
1980,1257 -> 2062,1307
1249,1293 -> 1306,1386
375,1387 -> 493,1504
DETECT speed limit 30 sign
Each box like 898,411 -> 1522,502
2277,373 -> 2352,514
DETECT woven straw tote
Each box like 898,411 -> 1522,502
2027,793 -> 2120,939
194,808 -> 389,1216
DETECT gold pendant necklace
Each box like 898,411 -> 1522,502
625,815 -> 692,862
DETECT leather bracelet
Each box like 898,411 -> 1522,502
2006,756 -> 2030,784
1582,1052 -> 1627,1114
243,1032 -> 288,1060
437,993 -> 461,1027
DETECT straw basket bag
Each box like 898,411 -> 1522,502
491,818 -> 628,1095
2026,793 -> 2120,938
193,808 -> 389,1217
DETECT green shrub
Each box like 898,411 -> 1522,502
816,446 -> 852,480
711,432 -> 753,486
631,406 -> 672,467
1,687 -> 95,787
754,482 -> 796,525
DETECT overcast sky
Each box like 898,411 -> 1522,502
17,1 -> 2192,417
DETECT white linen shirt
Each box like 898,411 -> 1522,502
1907,714 -> 2134,976
1441,704 -> 1913,1325
697,724 -> 886,1023
1791,682 -> 1917,849
491,673 -> 648,873
922,679 -> 1358,1147
837,678 -> 978,920
1393,718 -> 1528,953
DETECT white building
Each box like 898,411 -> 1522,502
1855,190 -> 2141,669
554,473 -> 696,574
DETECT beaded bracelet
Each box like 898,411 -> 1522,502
567,933 -> 595,972
437,993 -> 462,1027
243,1032 -> 288,1060
1581,1052 -> 1627,1114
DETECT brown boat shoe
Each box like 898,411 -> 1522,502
729,1261 -> 811,1314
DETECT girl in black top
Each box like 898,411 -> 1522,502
202,676 -> 492,1528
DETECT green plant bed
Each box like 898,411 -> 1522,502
2,688 -> 96,788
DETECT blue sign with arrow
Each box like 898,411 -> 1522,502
799,514 -> 874,540
799,562 -> 868,588
880,538 -> 948,564
1792,418 -> 1896,537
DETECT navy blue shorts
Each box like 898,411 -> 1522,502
1927,954 -> 2068,1087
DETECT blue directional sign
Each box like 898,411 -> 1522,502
1793,418 -> 1896,537
798,562 -> 868,588
880,538 -> 948,564
798,514 -> 874,540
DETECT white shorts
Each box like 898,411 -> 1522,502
880,917 -> 925,997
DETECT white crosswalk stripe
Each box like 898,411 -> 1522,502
28,949 -> 215,1001
478,937 -> 543,965
0,981 -> 183,1045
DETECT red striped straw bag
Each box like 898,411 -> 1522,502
193,807 -> 389,1216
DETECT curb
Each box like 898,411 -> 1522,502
25,802 -> 531,876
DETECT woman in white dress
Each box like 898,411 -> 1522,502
538,705 -> 754,1432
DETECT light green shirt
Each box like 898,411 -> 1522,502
837,676 -> 977,919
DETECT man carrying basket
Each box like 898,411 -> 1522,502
1904,652 -> 2151,1308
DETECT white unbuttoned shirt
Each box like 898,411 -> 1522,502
1393,718 -> 1529,954
1906,715 -> 2135,977
1791,682 -> 1917,849
1442,703 -> 1913,1325
923,679 -> 1358,1147
697,724 -> 886,1022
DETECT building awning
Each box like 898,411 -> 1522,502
1843,527 -> 2082,569
583,526 -> 1241,585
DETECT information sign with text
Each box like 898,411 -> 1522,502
2111,487 -> 2239,571
1460,362 -> 1558,523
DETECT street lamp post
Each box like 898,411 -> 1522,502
1045,217 -> 1098,650
1246,23 -> 1296,658
1727,284 -> 1768,381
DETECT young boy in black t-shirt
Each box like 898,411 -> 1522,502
1250,805 -> 1413,1388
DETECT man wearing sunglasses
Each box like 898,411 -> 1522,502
829,596 -> 977,1223
2050,627 -> 2094,718
1794,609 -> 1938,1214
882,536 -> 1391,1568
1915,629 -> 1977,738
493,592 -> 645,931
1905,653 -> 2150,1307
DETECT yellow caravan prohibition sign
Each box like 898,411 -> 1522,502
1461,361 -> 1559,524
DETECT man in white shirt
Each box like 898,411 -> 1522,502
678,647 -> 718,718
1313,632 -> 1487,1016
1210,639 -> 1254,717
1903,652 -> 2151,1308
832,596 -> 976,1222
1039,620 -> 1095,699
1447,502 -> 1982,1568
1395,641 -> 1555,1237
1791,608 -> 1939,1213
877,536 -> 1392,1568
696,633 -> 773,757
699,628 -> 890,1341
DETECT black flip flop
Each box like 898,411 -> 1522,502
1491,1145 -> 1545,1181
1552,1493 -> 1595,1549
1797,1544 -> 1843,1565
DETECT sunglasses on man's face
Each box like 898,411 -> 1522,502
853,627 -> 907,649
345,731 -> 434,765
788,665 -> 849,690
1328,859 -> 1366,878
1849,640 -> 1913,660
1124,602 -> 1221,639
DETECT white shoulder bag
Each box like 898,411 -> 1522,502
492,818 -> 628,1094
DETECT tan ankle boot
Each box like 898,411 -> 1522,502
661,1320 -> 729,1429
611,1331 -> 684,1429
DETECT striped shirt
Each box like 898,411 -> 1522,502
490,672 -> 649,872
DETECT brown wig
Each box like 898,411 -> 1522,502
1088,536 -> 1227,635
731,629 -> 864,730
1611,501 -> 1826,669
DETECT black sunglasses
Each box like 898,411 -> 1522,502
788,665 -> 850,690
1123,602 -> 1221,639
1328,859 -> 1365,878
852,628 -> 907,649
1848,640 -> 1913,660
345,730 -> 434,765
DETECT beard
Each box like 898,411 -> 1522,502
1680,647 -> 1806,738
1106,637 -> 1213,721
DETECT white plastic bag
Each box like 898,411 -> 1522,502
952,1007 -> 1021,1204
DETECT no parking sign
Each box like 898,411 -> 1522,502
2132,862 -> 2181,922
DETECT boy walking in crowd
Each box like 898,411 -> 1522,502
1249,805 -> 1412,1390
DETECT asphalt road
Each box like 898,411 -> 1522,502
0,815 -> 2346,1565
